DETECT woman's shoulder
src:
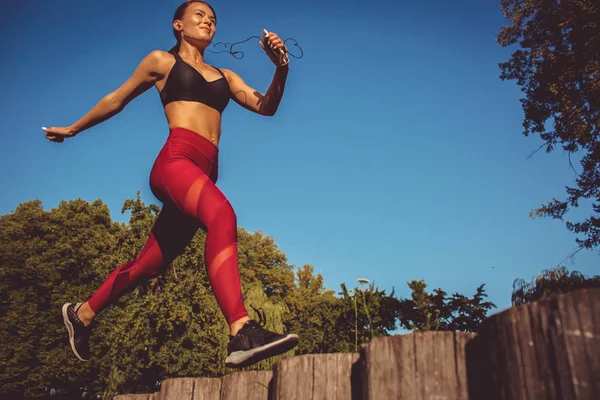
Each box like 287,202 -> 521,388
138,50 -> 177,73
146,50 -> 176,62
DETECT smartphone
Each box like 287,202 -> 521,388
262,29 -> 289,66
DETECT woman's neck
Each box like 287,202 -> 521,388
179,41 -> 206,63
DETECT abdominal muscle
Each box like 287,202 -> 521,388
162,101 -> 223,145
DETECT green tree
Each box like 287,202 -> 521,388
237,229 -> 296,300
335,282 -> 402,352
284,265 -> 342,354
498,0 -> 600,250
445,284 -> 496,332
398,280 -> 449,332
398,280 -> 496,333
0,198 -> 122,398
512,265 -> 600,306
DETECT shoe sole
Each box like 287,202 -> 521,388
225,334 -> 299,368
62,303 -> 88,362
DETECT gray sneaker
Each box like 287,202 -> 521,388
62,303 -> 91,361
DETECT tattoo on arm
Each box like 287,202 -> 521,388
232,89 -> 269,114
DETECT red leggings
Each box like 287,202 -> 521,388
87,127 -> 248,325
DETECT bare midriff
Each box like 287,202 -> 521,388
163,101 -> 223,145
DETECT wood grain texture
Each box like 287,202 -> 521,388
361,332 -> 475,399
220,371 -> 273,400
552,288 -> 599,399
159,378 -> 195,400
466,288 -> 600,400
271,353 -> 360,400
157,377 -> 221,400
190,378 -> 221,400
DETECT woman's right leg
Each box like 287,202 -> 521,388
62,203 -> 200,361
84,203 -> 200,319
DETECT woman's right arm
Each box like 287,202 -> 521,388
43,50 -> 167,142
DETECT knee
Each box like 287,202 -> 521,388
212,200 -> 237,226
205,201 -> 237,242
224,201 -> 237,225
129,259 -> 169,281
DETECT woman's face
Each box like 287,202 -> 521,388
174,2 -> 217,46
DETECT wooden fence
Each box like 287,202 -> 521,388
114,288 -> 599,399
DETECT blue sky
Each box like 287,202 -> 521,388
1,0 -> 597,317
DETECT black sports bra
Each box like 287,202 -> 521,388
160,53 -> 231,113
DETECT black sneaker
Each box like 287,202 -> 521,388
225,320 -> 299,368
61,303 -> 91,362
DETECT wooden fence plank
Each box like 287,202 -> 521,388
220,371 -> 272,400
514,299 -> 549,398
272,354 -> 311,400
361,332 -> 475,399
190,378 -> 221,400
466,288 -> 600,400
272,353 -> 359,400
577,289 -> 600,394
159,378 -> 194,400
158,377 -> 221,400
553,288 -> 598,399
453,331 -> 472,397
415,331 -> 434,397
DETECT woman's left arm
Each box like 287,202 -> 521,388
221,32 -> 289,116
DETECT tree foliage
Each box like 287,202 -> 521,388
498,0 -> 600,249
0,195 -> 495,399
397,280 -> 496,333
512,265 -> 600,306
0,199 -> 120,398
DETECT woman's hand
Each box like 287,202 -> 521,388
260,32 -> 289,66
43,126 -> 76,143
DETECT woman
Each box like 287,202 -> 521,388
45,0 -> 298,369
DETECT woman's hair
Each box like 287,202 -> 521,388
168,0 -> 217,55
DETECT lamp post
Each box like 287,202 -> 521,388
349,288 -> 358,352
357,278 -> 372,342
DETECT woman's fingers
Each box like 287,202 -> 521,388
265,33 -> 287,52
43,126 -> 70,142
45,134 -> 65,143
260,32 -> 289,66
43,126 -> 66,135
